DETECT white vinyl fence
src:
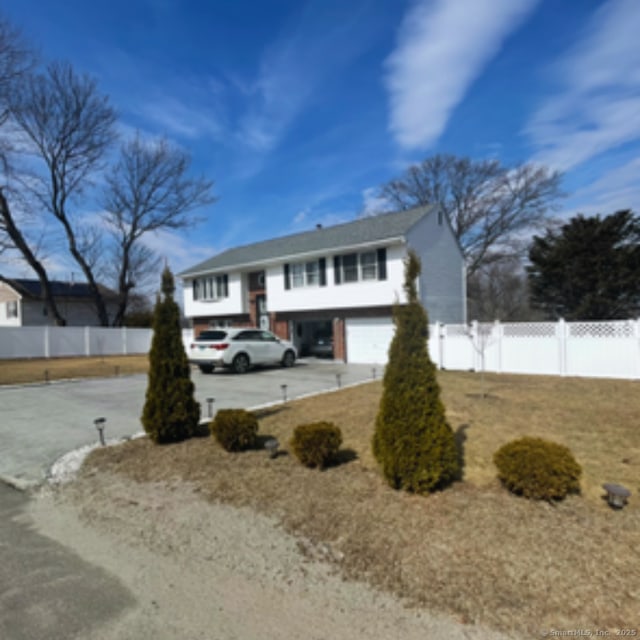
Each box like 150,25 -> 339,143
1,321 -> 639,381
0,326 -> 155,359
428,319 -> 640,380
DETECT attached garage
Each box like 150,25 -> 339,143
345,317 -> 395,364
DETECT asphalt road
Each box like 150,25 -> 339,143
0,482 -> 134,640
0,359 -> 379,487
0,359 -> 381,640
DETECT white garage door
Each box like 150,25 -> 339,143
346,317 -> 395,364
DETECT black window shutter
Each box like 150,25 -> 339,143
193,279 -> 198,300
223,274 -> 229,297
284,264 -> 291,290
377,248 -> 387,280
334,256 -> 342,284
319,258 -> 327,286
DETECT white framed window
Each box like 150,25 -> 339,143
193,275 -> 229,300
291,263 -> 305,288
305,261 -> 319,286
290,260 -> 320,288
360,251 -> 377,280
342,254 -> 358,282
6,300 -> 18,318
334,248 -> 386,284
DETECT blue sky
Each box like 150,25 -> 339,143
2,0 -> 640,278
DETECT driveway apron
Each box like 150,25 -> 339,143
0,361 -> 379,486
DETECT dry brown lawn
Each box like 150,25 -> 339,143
0,355 -> 149,385
82,371 -> 639,636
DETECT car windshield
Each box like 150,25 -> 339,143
196,330 -> 227,341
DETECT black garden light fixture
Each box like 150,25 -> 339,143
94,417 -> 106,446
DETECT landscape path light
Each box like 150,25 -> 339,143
264,438 -> 279,459
602,482 -> 631,509
206,397 -> 215,418
280,384 -> 288,403
94,417 -> 106,446
336,373 -> 342,388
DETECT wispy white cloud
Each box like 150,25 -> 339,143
360,187 -> 391,216
237,2 -> 376,153
527,0 -> 640,171
385,0 -> 538,150
292,208 -> 310,225
141,228 -> 215,275
136,89 -> 226,141
563,156 -> 640,218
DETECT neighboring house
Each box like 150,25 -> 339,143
0,277 -> 119,327
179,206 -> 467,364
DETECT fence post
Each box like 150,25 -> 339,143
558,318 -> 567,376
471,320 -> 479,371
494,320 -> 502,374
436,322 -> 443,370
44,325 -> 50,358
636,318 -> 640,380
84,326 -> 90,357
122,326 -> 127,355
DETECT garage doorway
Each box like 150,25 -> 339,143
292,319 -> 334,358
345,317 -> 394,364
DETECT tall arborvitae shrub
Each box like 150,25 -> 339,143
141,267 -> 200,443
373,250 -> 460,493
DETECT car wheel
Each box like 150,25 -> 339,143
281,350 -> 295,368
232,353 -> 250,374
198,364 -> 214,374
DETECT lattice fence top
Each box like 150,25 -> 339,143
568,321 -> 636,339
443,324 -> 470,337
503,323 -> 557,338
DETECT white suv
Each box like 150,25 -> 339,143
189,328 -> 297,374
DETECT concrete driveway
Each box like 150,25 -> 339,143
0,360 -> 380,487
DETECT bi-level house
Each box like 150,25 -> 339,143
179,206 -> 466,364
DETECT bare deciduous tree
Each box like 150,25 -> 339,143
377,154 -> 564,276
467,259 -> 537,322
0,16 -> 73,324
0,16 -> 34,124
102,134 -> 215,326
9,60 -> 117,325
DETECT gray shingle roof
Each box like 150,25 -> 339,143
0,277 -> 116,299
179,206 -> 433,277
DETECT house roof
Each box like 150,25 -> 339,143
180,205 -> 434,277
0,277 -> 115,300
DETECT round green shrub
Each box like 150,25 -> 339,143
493,437 -> 582,500
290,422 -> 342,469
210,409 -> 258,452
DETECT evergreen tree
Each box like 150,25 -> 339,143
528,210 -> 640,320
141,267 -> 200,443
373,250 -> 460,493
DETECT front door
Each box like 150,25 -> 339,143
256,294 -> 269,330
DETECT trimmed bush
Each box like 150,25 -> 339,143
373,251 -> 460,493
210,409 -> 258,452
141,268 -> 200,444
290,422 -> 342,469
494,437 -> 582,500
